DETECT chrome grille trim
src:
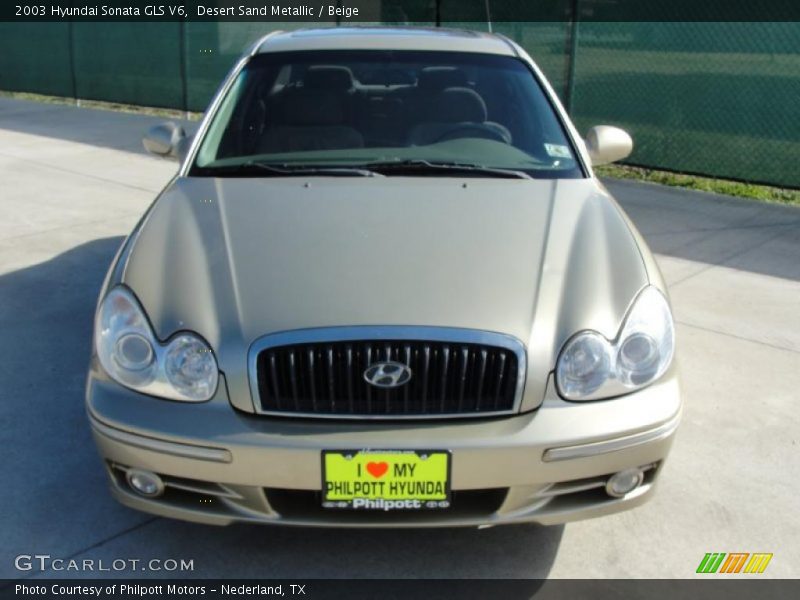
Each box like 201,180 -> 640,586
247,326 -> 527,420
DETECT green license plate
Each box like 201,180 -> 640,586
322,450 -> 451,510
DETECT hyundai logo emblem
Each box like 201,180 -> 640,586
363,361 -> 412,388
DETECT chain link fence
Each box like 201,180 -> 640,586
0,4 -> 798,187
568,21 -> 800,188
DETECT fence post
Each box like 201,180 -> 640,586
564,0 -> 580,115
179,20 -> 189,114
67,21 -> 79,105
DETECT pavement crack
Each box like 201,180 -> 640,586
667,225 -> 797,288
0,213 -> 144,244
0,149 -> 163,194
2,517 -> 161,585
647,220 -> 800,236
677,320 -> 800,355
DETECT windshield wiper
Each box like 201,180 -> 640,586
199,162 -> 383,177
364,159 -> 531,179
195,159 -> 530,179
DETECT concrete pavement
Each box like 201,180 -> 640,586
0,97 -> 798,579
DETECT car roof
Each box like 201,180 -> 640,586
254,27 -> 517,56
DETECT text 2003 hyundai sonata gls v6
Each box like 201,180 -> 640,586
87,27 -> 680,527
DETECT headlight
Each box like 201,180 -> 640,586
556,286 -> 675,400
95,287 -> 218,401
164,334 -> 218,400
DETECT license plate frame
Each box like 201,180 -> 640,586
321,449 -> 452,510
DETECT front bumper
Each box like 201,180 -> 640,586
86,362 -> 680,527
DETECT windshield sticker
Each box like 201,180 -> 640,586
544,143 -> 573,159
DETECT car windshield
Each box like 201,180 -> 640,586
192,50 -> 584,179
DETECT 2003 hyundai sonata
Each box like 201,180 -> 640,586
87,27 -> 680,527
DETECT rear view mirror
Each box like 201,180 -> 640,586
142,122 -> 189,161
584,125 -> 633,166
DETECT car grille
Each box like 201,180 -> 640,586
253,332 -> 523,418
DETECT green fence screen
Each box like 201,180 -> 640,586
569,21 -> 800,188
0,8 -> 798,188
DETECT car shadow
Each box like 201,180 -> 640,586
153,522 -> 564,579
132,519 -> 564,580
0,237 -> 562,582
606,178 -> 800,283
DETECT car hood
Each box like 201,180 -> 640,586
123,176 -> 648,412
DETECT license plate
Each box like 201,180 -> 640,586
322,450 -> 451,510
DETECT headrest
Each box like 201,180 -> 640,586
304,66 -> 355,91
429,88 -> 487,123
284,93 -> 344,126
417,67 -> 469,91
360,68 -> 415,86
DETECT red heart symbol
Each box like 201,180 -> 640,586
366,461 -> 388,478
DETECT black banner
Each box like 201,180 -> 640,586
2,580 -> 799,600
4,0 -> 800,23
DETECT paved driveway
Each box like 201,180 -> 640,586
1,98 -> 798,579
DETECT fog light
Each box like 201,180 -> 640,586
126,469 -> 164,498
605,468 -> 644,498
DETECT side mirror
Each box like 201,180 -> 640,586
584,125 -> 633,166
142,122 -> 189,161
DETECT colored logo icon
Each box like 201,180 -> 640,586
696,553 -> 773,574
